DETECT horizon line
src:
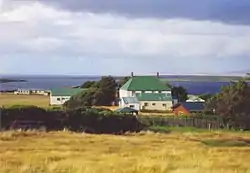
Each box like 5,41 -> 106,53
0,73 -> 246,77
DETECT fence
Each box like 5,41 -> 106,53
138,116 -> 223,130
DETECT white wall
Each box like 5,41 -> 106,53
119,89 -> 133,98
140,101 -> 173,111
172,99 -> 179,105
50,96 -> 71,105
128,104 -> 140,111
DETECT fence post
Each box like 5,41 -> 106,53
0,108 -> 2,131
208,123 -> 211,131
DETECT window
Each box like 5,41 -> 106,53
163,104 -> 166,107
159,91 -> 162,93
152,103 -> 156,106
132,91 -> 135,96
129,105 -> 135,108
57,98 -> 61,101
144,103 -> 148,106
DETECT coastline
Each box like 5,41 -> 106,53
0,78 -> 27,84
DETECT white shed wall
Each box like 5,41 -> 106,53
50,96 -> 71,105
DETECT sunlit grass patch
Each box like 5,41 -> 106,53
0,131 -> 250,173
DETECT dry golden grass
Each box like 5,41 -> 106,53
0,93 -> 50,108
0,131 -> 250,173
93,106 -> 119,111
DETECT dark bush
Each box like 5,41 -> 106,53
0,106 -> 142,134
65,108 -> 142,134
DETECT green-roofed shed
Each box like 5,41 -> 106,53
120,76 -> 171,91
50,88 -> 86,106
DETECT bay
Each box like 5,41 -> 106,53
0,75 -> 232,95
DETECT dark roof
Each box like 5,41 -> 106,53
50,88 -> 85,96
172,96 -> 178,100
173,102 -> 205,111
120,76 -> 171,91
136,93 -> 172,101
115,107 -> 138,113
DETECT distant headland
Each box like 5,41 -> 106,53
0,78 -> 27,83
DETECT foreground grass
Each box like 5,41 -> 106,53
0,94 -> 50,108
0,130 -> 250,173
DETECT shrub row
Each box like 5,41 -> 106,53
0,106 -> 143,134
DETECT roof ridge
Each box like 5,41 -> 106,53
120,76 -> 170,91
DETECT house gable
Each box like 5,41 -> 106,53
173,105 -> 190,115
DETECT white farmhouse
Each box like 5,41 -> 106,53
50,88 -> 84,106
119,73 -> 173,111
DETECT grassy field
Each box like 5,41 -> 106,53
0,130 -> 250,173
0,93 -> 50,108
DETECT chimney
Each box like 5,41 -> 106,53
157,72 -> 160,78
131,72 -> 134,77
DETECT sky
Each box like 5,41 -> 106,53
1,0 -> 250,76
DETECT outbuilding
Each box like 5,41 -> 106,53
172,102 -> 205,116
50,88 -> 85,106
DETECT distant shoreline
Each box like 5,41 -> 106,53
0,78 -> 27,83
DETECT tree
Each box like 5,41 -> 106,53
64,89 -> 95,109
171,86 -> 188,102
65,76 -> 117,109
97,76 -> 117,106
81,81 -> 98,88
205,80 -> 250,129
117,76 -> 130,88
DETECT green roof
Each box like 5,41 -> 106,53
120,76 -> 171,91
51,88 -> 85,96
137,93 -> 172,101
122,97 -> 139,104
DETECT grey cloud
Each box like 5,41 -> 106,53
37,0 -> 250,25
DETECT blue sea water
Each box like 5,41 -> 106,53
0,75 -> 231,95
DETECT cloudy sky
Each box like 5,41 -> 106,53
1,0 -> 250,76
